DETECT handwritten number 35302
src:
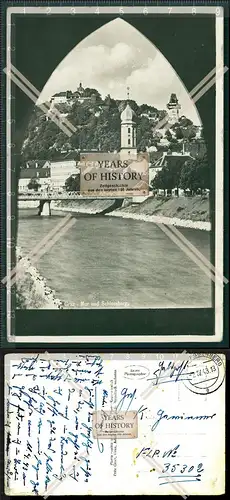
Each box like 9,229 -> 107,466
162,463 -> 204,474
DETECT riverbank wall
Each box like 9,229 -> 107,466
18,196 -> 210,230
106,211 -> 210,231
16,248 -> 75,309
106,196 -> 211,231
53,198 -> 123,214
53,196 -> 211,231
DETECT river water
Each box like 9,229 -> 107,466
18,209 -> 212,308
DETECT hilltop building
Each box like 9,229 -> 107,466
50,92 -> 69,106
49,83 -> 92,108
166,93 -> 181,124
76,82 -> 84,95
49,90 -> 76,106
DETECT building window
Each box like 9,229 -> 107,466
128,127 -> 131,133
128,139 -> 131,145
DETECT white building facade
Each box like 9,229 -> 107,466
49,160 -> 80,189
19,159 -> 79,193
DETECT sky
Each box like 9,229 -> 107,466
38,18 -> 202,125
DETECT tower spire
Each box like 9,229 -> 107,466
120,88 -> 137,157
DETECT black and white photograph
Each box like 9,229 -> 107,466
16,18 -> 211,309
3,4 -> 227,342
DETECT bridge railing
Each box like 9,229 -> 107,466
18,191 -> 82,199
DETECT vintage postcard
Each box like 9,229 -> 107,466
2,4 -> 227,343
4,352 -> 225,495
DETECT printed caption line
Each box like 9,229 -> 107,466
2,64 -> 228,292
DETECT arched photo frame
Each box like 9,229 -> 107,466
1,5 -> 227,347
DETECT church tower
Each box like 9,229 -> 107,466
77,82 -> 84,94
166,93 -> 181,124
120,87 -> 137,158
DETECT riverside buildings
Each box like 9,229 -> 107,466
19,157 -> 79,193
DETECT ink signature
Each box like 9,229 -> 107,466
147,360 -> 194,386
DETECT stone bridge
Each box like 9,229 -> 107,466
18,192 -> 125,216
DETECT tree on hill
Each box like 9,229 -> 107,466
175,127 -> 184,140
83,88 -> 101,100
68,100 -> 92,126
52,103 -> 70,114
177,116 -> 193,128
104,94 -> 118,109
197,154 -> 210,190
169,141 -> 183,153
27,178 -> 41,191
151,158 -> 185,196
158,110 -> 168,121
65,174 -> 80,192
180,154 -> 209,194
137,116 -> 154,151
165,129 -> 173,141
20,87 -> 203,162
118,99 -> 139,115
107,97 -> 118,109
139,103 -> 158,114
183,126 -> 196,141
151,170 -> 167,195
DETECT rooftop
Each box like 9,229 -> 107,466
52,92 -> 68,98
159,152 -> 194,167
23,160 -> 49,169
121,103 -> 136,122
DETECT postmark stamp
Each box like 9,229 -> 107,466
92,410 -> 138,439
184,353 -> 225,395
